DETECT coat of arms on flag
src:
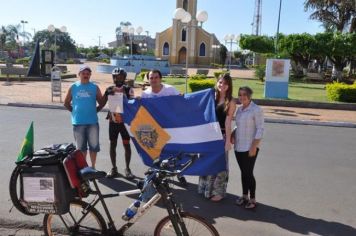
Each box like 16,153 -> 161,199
130,106 -> 171,160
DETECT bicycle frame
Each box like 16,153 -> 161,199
68,154 -> 200,235
81,177 -> 188,235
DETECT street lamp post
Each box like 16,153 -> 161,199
211,44 -> 220,67
224,34 -> 240,71
174,8 -> 208,93
122,26 -> 143,58
139,42 -> 147,54
47,25 -> 67,65
20,20 -> 28,45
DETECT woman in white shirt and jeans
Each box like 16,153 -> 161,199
232,86 -> 264,209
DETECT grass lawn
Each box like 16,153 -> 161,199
162,77 -> 329,102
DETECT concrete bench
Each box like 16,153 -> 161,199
57,65 -> 68,73
0,67 -> 28,84
196,69 -> 209,75
168,69 -> 186,78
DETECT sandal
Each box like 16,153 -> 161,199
210,195 -> 223,202
235,196 -> 249,206
106,167 -> 119,178
124,168 -> 134,179
245,200 -> 257,209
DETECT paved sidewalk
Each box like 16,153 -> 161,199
1,62 -> 355,127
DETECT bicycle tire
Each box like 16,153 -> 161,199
43,200 -> 107,236
154,212 -> 219,236
9,165 -> 39,216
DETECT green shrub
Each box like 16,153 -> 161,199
326,82 -> 356,103
138,71 -> 147,81
188,79 -> 216,92
213,71 -> 228,79
190,74 -> 207,80
15,57 -> 30,66
101,58 -> 110,64
210,63 -> 224,69
66,59 -> 75,64
254,65 -> 266,81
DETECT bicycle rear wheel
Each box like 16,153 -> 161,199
43,200 -> 107,236
9,165 -> 39,216
154,212 -> 219,236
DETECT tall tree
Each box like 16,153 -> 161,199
33,29 -> 76,53
115,21 -> 132,45
279,33 -> 316,75
315,32 -> 356,81
239,35 -> 275,54
304,0 -> 356,32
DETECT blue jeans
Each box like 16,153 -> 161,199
73,124 -> 100,152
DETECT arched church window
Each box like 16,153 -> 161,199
163,42 -> 170,55
181,28 -> 187,42
199,42 -> 206,56
183,0 -> 188,11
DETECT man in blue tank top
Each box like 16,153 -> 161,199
64,65 -> 105,168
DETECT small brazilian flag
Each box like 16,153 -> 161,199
17,122 -> 34,163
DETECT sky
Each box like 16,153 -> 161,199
1,0 -> 324,49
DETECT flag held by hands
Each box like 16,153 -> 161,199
123,89 -> 226,176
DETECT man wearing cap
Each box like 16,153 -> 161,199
102,68 -> 135,179
64,65 -> 105,168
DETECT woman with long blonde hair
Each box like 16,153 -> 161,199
198,73 -> 236,202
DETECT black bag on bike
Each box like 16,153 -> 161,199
15,143 -> 76,215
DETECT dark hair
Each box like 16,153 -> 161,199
149,69 -> 162,79
216,73 -> 233,112
238,86 -> 253,99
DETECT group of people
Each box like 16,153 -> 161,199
64,65 -> 264,210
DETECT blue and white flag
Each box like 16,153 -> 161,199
123,89 -> 226,175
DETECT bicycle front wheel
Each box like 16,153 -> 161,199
154,212 -> 219,236
43,200 -> 107,236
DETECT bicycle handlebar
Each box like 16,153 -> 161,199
145,153 -> 201,178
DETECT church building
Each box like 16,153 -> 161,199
155,0 -> 220,66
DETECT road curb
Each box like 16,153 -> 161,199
265,118 -> 356,128
253,98 -> 356,111
2,102 -> 356,128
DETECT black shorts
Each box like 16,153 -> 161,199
109,122 -> 130,142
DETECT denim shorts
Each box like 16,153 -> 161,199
73,124 -> 100,152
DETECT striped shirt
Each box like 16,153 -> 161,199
234,101 -> 264,152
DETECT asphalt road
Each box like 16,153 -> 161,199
0,105 -> 355,236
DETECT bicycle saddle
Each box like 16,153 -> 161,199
79,167 -> 106,181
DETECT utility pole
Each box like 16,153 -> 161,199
275,0 -> 283,55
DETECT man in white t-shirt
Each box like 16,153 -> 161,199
141,69 -> 187,186
141,69 -> 180,98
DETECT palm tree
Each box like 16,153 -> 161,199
304,0 -> 356,33
115,21 -> 132,46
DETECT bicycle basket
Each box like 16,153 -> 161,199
19,164 -> 76,214
16,143 -> 77,214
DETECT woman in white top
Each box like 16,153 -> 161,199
232,86 -> 264,209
